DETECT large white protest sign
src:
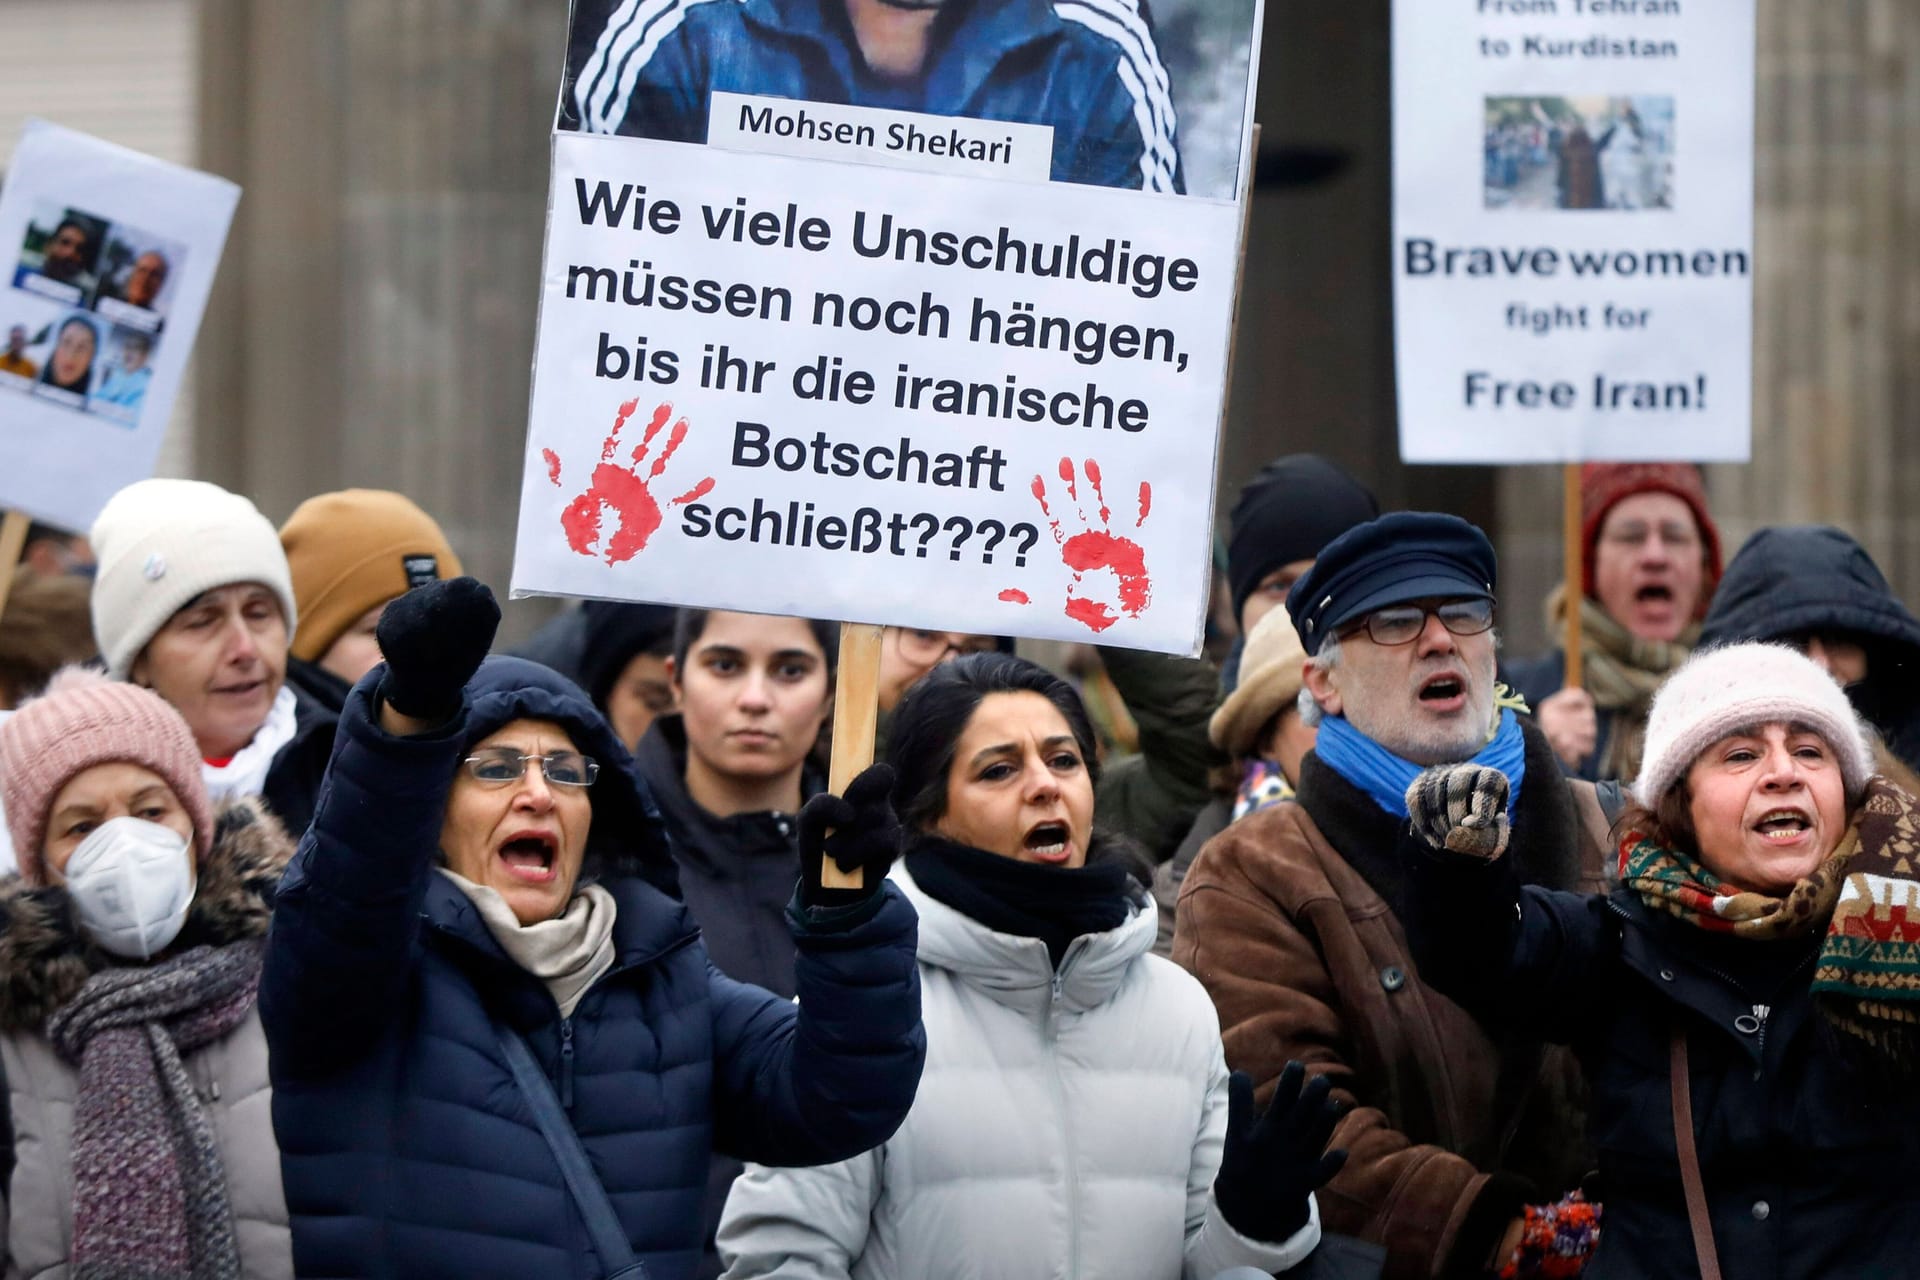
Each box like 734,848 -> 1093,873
511,135 -> 1244,652
1392,0 -> 1754,463
0,120 -> 239,531
514,0 -> 1262,654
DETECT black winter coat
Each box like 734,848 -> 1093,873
1406,848 -> 1920,1280
634,714 -> 819,1000
1699,524 -> 1920,775
260,662 -> 925,1280
260,680 -> 338,840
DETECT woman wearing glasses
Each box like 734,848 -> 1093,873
260,579 -> 925,1280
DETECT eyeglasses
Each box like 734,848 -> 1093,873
892,628 -> 1000,667
1341,598 -> 1494,647
462,749 -> 599,788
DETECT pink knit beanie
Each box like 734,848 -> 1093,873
0,667 -> 214,884
1632,643 -> 1875,811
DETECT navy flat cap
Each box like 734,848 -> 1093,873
1285,512 -> 1498,655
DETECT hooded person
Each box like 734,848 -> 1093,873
1507,462 -> 1724,784
1402,643 -> 1920,1278
0,668 -> 296,1279
89,478 -> 336,837
1152,608 -> 1313,957
1699,524 -> 1920,779
259,578 -> 925,1280
576,600 -> 680,751
278,488 -> 463,714
1173,512 -> 1613,1280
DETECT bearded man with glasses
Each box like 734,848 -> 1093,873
1173,512 -> 1614,1280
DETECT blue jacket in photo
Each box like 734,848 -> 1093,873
564,0 -> 1184,192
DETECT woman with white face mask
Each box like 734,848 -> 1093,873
0,668 -> 294,1279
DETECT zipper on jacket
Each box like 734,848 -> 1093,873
1046,949 -> 1082,1280
559,1018 -> 576,1110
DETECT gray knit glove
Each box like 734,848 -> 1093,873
1405,763 -> 1511,860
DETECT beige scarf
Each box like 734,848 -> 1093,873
441,871 -> 618,1018
1547,587 -> 1697,780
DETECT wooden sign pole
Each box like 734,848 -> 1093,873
0,512 -> 34,624
1561,463 -> 1584,688
822,621 -> 887,890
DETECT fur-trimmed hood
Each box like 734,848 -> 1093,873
0,795 -> 294,1032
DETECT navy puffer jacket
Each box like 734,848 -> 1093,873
261,658 -> 924,1280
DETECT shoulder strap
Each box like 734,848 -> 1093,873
1669,1026 -> 1722,1280
494,1021 -> 652,1280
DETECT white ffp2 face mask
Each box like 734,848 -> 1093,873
62,817 -> 196,961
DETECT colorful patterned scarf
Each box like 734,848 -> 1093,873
1232,758 -> 1295,822
1620,777 -> 1920,1060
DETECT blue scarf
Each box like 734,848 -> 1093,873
1314,707 -> 1527,822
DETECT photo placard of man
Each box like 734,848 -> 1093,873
563,0 -> 1184,191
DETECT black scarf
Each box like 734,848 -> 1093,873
906,836 -> 1134,969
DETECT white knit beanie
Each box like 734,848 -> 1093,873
1632,642 -> 1874,809
89,478 -> 298,679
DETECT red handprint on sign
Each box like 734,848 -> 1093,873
1030,457 -> 1153,633
545,399 -> 715,565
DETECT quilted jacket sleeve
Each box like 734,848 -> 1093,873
1182,1030 -> 1327,1278
706,886 -> 925,1168
259,679 -> 466,1076
714,1150 -> 880,1280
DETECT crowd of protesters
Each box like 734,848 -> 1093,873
0,453 -> 1913,1280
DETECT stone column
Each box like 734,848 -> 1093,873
197,0 -> 563,639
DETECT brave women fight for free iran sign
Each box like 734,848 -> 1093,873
1393,0 -> 1755,464
510,0 -> 1264,656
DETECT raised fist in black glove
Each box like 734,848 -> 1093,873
375,577 -> 500,723
797,763 -> 902,905
1213,1062 -> 1348,1245
1405,762 -> 1511,860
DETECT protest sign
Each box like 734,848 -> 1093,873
1392,0 -> 1755,464
513,0 -> 1262,655
0,120 -> 239,532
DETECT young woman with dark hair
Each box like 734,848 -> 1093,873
718,652 -> 1371,1280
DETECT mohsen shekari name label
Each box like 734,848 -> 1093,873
709,92 -> 1053,183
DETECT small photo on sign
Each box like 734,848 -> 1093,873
90,325 -> 161,422
11,205 -> 110,307
1483,96 -> 1674,212
92,226 -> 188,331
558,0 -> 1258,199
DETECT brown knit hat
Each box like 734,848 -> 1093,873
280,490 -> 462,662
1580,463 -> 1724,611
0,667 -> 214,883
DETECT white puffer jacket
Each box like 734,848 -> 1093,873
717,861 -> 1320,1280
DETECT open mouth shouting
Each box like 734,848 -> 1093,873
1751,807 -> 1815,847
497,829 -> 560,884
1022,820 -> 1075,865
1416,671 -> 1468,714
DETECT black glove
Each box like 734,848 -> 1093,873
797,763 -> 902,906
1213,1063 -> 1348,1245
374,576 -> 500,723
1405,763 -> 1511,860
